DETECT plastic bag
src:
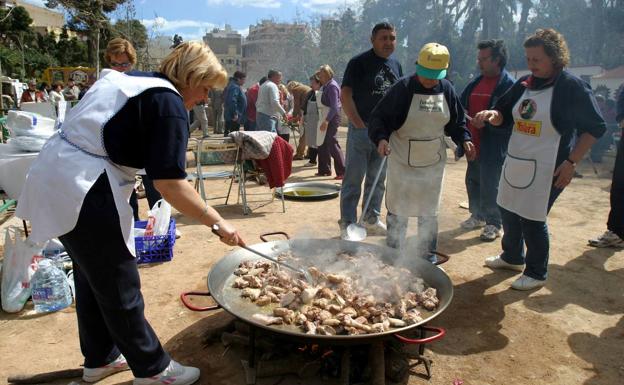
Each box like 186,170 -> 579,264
147,199 -> 171,236
1,227 -> 43,313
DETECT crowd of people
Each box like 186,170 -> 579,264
10,21 -> 622,385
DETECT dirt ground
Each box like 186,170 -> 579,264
0,126 -> 622,385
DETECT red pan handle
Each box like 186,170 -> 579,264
260,232 -> 290,242
180,291 -> 220,312
394,326 -> 446,344
431,251 -> 450,265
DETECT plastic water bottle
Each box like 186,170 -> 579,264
31,259 -> 73,313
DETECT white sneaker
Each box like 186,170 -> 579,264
83,354 -> 130,382
484,255 -> 524,272
480,225 -> 503,241
175,229 -> 182,239
340,227 -> 349,240
511,275 -> 546,290
365,218 -> 387,235
460,216 -> 485,230
303,161 -> 317,167
588,230 -> 624,248
134,360 -> 200,385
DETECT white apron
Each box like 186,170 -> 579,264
316,90 -> 328,147
16,69 -> 179,255
304,97 -> 320,148
497,86 -> 559,221
386,93 -> 450,216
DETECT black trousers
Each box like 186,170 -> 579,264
608,129 -> 624,238
59,173 -> 169,377
129,175 -> 163,221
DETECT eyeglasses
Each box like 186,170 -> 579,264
110,62 -> 131,68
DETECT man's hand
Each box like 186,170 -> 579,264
473,110 -> 502,127
232,114 -> 238,122
319,120 -> 328,132
377,140 -> 391,156
463,141 -> 476,161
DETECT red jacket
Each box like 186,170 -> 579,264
20,90 -> 44,103
246,84 -> 260,122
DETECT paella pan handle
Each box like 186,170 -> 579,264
394,326 -> 446,344
431,251 -> 450,265
180,291 -> 221,312
259,232 -> 290,242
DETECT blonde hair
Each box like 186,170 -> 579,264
524,28 -> 570,69
318,64 -> 334,79
159,42 -> 227,91
105,38 -> 137,65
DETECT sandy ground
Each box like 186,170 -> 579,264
0,126 -> 622,385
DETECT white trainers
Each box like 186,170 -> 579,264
588,230 -> 624,248
484,255 -> 524,272
83,354 -> 130,382
365,218 -> 387,235
460,216 -> 485,230
134,360 -> 200,385
175,229 -> 182,239
511,275 -> 546,290
340,227 -> 349,240
480,225 -> 503,241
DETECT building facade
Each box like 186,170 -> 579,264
203,25 -> 242,78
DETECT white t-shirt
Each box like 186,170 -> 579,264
256,81 -> 286,118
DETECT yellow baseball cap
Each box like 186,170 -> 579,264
416,43 -> 450,80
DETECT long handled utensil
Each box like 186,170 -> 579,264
211,224 -> 313,283
346,156 -> 387,241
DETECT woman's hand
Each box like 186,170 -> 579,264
319,120 -> 328,132
213,220 -> 245,246
463,141 -> 476,161
473,110 -> 502,127
377,140 -> 390,156
553,160 -> 576,189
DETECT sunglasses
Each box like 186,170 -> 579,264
110,62 -> 131,68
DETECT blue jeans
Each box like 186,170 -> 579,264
386,212 -> 438,260
465,158 -> 504,228
256,112 -> 277,132
339,123 -> 386,226
499,185 -> 563,280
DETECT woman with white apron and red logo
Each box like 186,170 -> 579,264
474,29 -> 606,290
17,43 -> 244,385
369,43 -> 475,262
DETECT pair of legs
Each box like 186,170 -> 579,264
497,186 -> 563,280
224,120 -> 240,137
129,175 -> 162,221
339,124 -> 386,227
59,173 -> 169,378
386,212 -> 438,260
316,121 -> 345,176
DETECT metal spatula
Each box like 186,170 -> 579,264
345,156 -> 387,241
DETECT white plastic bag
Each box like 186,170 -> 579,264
148,199 -> 171,236
1,227 -> 43,313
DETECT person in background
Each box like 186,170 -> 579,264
459,39 -> 515,241
276,83 -> 293,142
287,80 -> 313,160
208,88 -> 224,134
589,94 -> 617,163
317,64 -> 345,179
78,82 -> 90,100
369,43 -> 474,262
589,87 -> 624,248
38,82 -> 50,101
223,71 -> 247,136
189,101 -> 209,135
256,69 -> 286,132
20,79 -> 45,103
302,73 -> 322,167
474,29 -> 606,290
245,77 -> 266,132
63,78 -> 80,101
17,42 -> 243,385
340,22 -> 403,240
48,81 -> 65,108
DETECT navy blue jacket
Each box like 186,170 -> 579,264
368,75 -> 470,147
494,70 -> 606,168
458,69 -> 515,160
224,78 -> 247,124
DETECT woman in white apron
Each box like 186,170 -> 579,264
302,73 -> 322,166
16,42 -> 244,385
474,29 -> 606,290
369,43 -> 475,262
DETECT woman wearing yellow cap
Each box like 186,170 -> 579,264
369,42 -> 475,262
